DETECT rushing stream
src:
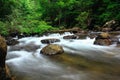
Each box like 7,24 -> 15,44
6,32 -> 120,80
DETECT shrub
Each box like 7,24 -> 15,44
19,20 -> 58,35
0,21 -> 9,36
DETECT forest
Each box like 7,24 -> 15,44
0,0 -> 120,36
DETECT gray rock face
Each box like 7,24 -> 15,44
40,44 -> 64,55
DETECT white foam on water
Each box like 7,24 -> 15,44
6,32 -> 120,80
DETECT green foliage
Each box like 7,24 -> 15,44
76,11 -> 89,29
0,0 -> 16,20
0,21 -> 9,36
19,20 -> 58,35
32,21 -> 57,34
92,0 -> 120,25
0,0 -> 120,36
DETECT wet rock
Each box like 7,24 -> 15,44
96,32 -> 110,39
94,32 -> 112,46
75,33 -> 87,39
6,37 -> 19,46
0,68 -> 12,80
40,44 -> 64,55
41,38 -> 60,44
5,65 -> 16,80
0,36 -> 7,68
0,36 -> 14,80
63,35 -> 78,39
94,39 -> 112,46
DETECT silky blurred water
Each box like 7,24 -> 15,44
6,32 -> 120,80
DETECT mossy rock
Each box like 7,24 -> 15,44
41,44 -> 64,55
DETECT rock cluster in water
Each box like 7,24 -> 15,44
94,32 -> 120,46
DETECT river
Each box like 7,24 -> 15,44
6,32 -> 120,80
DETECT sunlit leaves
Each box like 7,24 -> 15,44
76,11 -> 89,29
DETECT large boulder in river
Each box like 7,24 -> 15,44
97,32 -> 110,39
0,36 -> 14,80
94,39 -> 112,46
41,44 -> 64,55
94,32 -> 112,46
41,38 -> 60,44
0,36 -> 7,68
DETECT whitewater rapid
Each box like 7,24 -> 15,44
6,32 -> 120,80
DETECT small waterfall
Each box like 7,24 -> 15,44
6,32 -> 120,80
